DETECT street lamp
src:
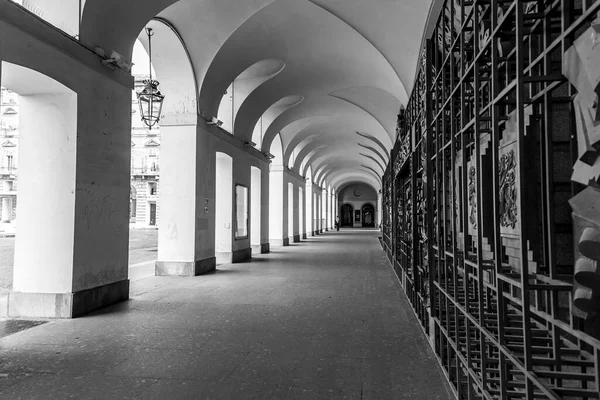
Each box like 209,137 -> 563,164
137,27 -> 164,129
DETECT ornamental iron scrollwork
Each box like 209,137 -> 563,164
468,166 -> 477,230
499,149 -> 518,229
394,136 -> 411,177
405,183 -> 412,242
417,178 -> 427,241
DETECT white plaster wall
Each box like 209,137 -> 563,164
269,166 -> 285,243
215,152 -> 233,253
287,182 -> 293,240
305,179 -> 312,235
206,126 -> 267,255
260,164 -> 269,246
298,186 -> 304,237
1,10 -> 135,294
337,183 -> 378,228
157,124 -> 197,262
250,167 -> 261,247
13,93 -> 77,293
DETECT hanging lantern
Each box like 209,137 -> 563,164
136,27 -> 164,129
138,79 -> 164,129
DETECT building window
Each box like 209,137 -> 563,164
148,182 -> 157,196
6,155 -> 14,171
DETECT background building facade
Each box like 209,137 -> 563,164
0,87 -> 18,233
0,75 -> 161,232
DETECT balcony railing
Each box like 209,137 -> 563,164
0,167 -> 17,175
131,167 -> 159,175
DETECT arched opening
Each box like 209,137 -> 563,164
217,59 -> 285,135
1,61 -> 77,314
252,95 -> 304,150
341,204 -> 354,227
215,152 -> 233,264
128,38 -> 159,281
250,166 -> 261,254
362,203 -> 375,228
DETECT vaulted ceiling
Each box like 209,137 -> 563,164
80,0 -> 436,191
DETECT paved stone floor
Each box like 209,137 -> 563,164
0,230 -> 452,399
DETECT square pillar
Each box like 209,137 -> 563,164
155,117 -> 216,276
269,165 -> 288,246
8,68 -> 131,318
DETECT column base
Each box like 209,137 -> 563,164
270,238 -> 289,247
216,249 -> 251,265
156,258 -> 216,276
251,244 -> 262,255
232,248 -> 251,263
261,243 -> 270,254
8,279 -> 130,319
293,234 -> 301,243
302,233 -> 307,239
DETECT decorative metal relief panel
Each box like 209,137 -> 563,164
499,133 -> 520,237
394,136 -> 411,177
467,159 -> 478,236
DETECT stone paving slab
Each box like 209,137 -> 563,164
0,230 -> 453,399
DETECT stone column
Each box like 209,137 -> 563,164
324,188 -> 329,231
155,116 -> 216,276
305,179 -> 312,238
269,165 -> 288,246
377,192 -> 382,229
8,65 -> 131,318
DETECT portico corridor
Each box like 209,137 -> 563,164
0,230 -> 450,399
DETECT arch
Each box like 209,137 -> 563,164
135,19 -> 198,120
329,86 -> 402,139
357,142 -> 389,166
359,153 -> 385,174
216,0 -> 403,142
361,203 -> 375,228
269,133 -> 284,167
81,0 -> 180,61
252,95 -> 303,149
2,61 -> 78,295
356,131 -> 390,159
2,108 -> 17,115
216,59 -> 285,134
340,203 -> 354,227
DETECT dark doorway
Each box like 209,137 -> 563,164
341,204 -> 353,227
149,203 -> 157,226
362,204 -> 375,228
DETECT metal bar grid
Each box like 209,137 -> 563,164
381,0 -> 600,398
